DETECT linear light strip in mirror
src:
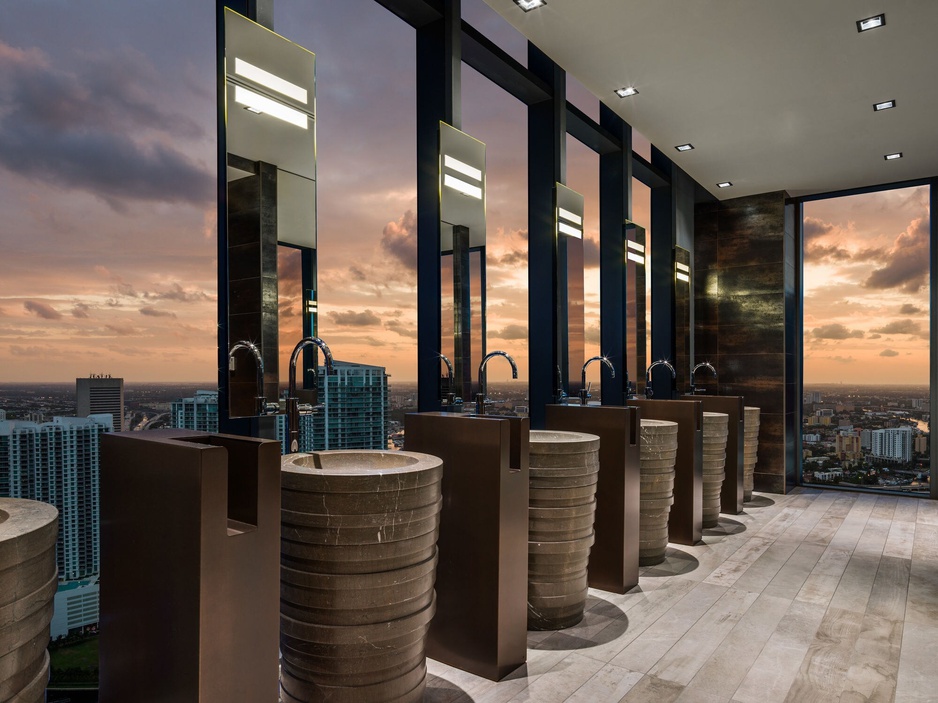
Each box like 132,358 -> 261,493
443,174 -> 483,199
627,251 -> 645,265
558,207 -> 582,225
627,240 -> 645,253
443,155 -> 482,182
234,86 -> 308,128
234,58 -> 308,104
676,262 -> 690,273
558,222 -> 582,238
676,272 -> 690,283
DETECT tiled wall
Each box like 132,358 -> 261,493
695,191 -> 796,493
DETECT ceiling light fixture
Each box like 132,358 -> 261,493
716,182 -> 733,188
514,0 -> 546,12
615,87 -> 638,98
675,144 -> 694,152
884,152 -> 903,161
873,99 -> 896,111
856,14 -> 885,32
234,86 -> 308,128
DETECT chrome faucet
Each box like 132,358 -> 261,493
580,356 -> 615,406
228,340 -> 267,416
555,364 -> 568,405
476,351 -> 518,415
439,353 -> 461,408
645,359 -> 676,399
286,337 -> 335,453
690,362 -> 717,395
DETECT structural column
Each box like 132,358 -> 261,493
416,0 -> 461,412
528,44 -> 565,428
599,105 -> 632,405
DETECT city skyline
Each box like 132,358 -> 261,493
0,1 -> 929,384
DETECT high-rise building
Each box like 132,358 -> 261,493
871,427 -> 913,463
860,429 -> 873,451
76,375 -> 125,432
914,435 -> 929,454
0,414 -> 112,580
0,410 -> 5,421
809,392 -> 823,404
835,431 -> 862,461
172,390 -> 220,432
277,361 -> 389,453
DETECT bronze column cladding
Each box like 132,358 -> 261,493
545,404 -> 642,593
627,399 -> 703,545
100,430 -> 280,702
404,412 -> 528,680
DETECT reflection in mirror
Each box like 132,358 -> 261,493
222,9 -> 316,419
674,246 -> 692,393
625,222 -> 647,399
556,183 -> 586,401
440,123 -> 486,406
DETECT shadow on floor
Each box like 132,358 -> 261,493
641,546 -> 700,578
424,673 -> 473,703
531,595 -> 629,651
744,494 -> 776,508
703,516 -> 747,538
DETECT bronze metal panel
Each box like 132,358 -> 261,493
404,413 -> 528,681
685,395 -> 744,515
100,429 -> 281,703
626,399 -> 703,546
544,405 -> 641,594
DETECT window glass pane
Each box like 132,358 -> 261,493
803,185 -> 930,493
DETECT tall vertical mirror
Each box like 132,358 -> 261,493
625,221 -> 647,398
222,9 -> 317,419
439,123 -> 486,407
674,245 -> 692,393
556,183 -> 586,400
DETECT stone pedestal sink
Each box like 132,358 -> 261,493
0,499 -> 57,703
280,450 -> 443,703
701,412 -> 729,528
527,430 -> 600,630
638,420 -> 679,565
743,407 -> 761,501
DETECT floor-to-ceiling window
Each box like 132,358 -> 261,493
802,185 -> 931,493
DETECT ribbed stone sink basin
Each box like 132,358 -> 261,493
279,450 -> 443,702
744,407 -> 761,501
702,412 -> 729,528
638,419 -> 678,565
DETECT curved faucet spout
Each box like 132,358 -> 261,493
438,353 -> 458,407
289,337 -> 335,398
287,337 -> 335,453
476,351 -> 518,415
228,340 -> 266,415
580,356 -> 616,405
645,359 -> 676,399
690,362 -> 717,394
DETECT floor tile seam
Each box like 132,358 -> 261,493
558,658 -> 641,703
514,650 -> 608,702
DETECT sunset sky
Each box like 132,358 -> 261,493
0,1 -> 928,385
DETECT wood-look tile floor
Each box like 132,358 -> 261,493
424,488 -> 938,703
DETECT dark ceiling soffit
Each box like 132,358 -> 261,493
373,0 -> 443,27
633,153 -> 670,189
461,22 -> 550,105
566,103 -> 620,155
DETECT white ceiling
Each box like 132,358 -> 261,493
484,0 -> 938,200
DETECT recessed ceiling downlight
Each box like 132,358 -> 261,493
675,144 -> 694,152
615,87 -> 639,98
716,182 -> 733,188
873,100 -> 896,111
884,152 -> 903,161
856,14 -> 885,32
514,0 -> 546,11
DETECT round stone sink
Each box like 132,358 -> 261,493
284,450 -> 436,474
529,430 -> 600,453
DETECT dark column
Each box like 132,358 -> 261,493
452,225 -> 472,399
416,0 -> 461,412
528,44 -> 565,428
931,179 -> 938,500
599,106 -> 632,405
650,147 -> 675,399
